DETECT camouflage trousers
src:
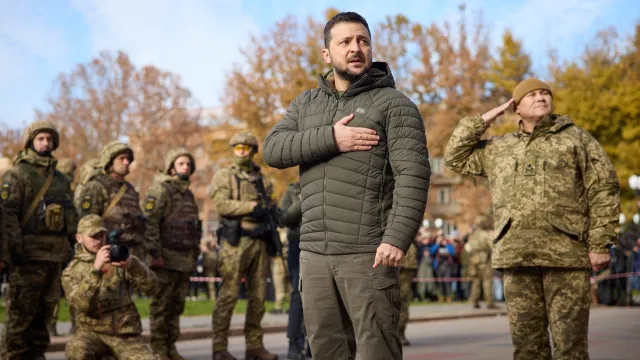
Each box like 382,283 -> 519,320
271,255 -> 290,310
503,267 -> 591,360
212,237 -> 269,352
65,330 -> 157,359
399,268 -> 416,336
469,263 -> 494,306
202,250 -> 219,301
149,268 -> 190,356
0,261 -> 62,360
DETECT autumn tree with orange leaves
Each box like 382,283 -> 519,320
31,51 -> 204,192
218,9 -> 338,198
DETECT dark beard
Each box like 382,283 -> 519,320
333,63 -> 371,84
332,53 -> 371,85
36,150 -> 52,157
178,173 -> 190,181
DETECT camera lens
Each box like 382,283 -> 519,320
110,244 -> 130,262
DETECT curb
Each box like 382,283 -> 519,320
46,310 -> 507,353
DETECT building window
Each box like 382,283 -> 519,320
443,221 -> 458,238
430,157 -> 445,175
437,187 -> 450,205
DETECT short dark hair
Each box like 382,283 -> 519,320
323,12 -> 371,48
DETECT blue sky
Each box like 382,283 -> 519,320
1,0 -> 638,129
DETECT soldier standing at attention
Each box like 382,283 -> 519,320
79,141 -> 147,260
144,148 -> 202,360
0,121 -> 78,359
465,215 -> 497,310
63,215 -> 158,360
210,132 -> 278,360
445,78 -> 620,360
200,234 -> 219,301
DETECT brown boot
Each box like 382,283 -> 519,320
245,347 -> 278,360
213,350 -> 238,360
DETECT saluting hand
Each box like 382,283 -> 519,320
333,114 -> 379,152
373,243 -> 404,268
481,98 -> 514,126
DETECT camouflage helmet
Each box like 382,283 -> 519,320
99,141 -> 134,171
79,158 -> 100,185
24,121 -> 60,151
164,147 -> 196,175
56,158 -> 77,181
229,132 -> 259,150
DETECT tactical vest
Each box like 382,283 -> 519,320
17,163 -> 77,236
231,167 -> 265,224
159,182 -> 202,251
94,175 -> 145,246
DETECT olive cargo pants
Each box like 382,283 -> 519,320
299,250 -> 402,360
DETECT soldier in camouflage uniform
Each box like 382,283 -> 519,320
200,234 -> 219,300
79,142 -> 147,261
445,78 -> 620,360
398,240 -> 417,346
63,214 -> 158,360
0,121 -> 78,360
48,158 -> 79,337
74,158 -> 99,211
144,148 -> 202,360
210,132 -> 278,360
465,215 -> 497,309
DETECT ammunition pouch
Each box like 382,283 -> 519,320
23,198 -> 77,236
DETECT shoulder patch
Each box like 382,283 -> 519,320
82,194 -> 92,209
1,181 -> 9,200
144,196 -> 156,211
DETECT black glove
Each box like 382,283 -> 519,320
251,204 -> 269,220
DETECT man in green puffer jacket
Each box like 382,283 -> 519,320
264,12 -> 431,360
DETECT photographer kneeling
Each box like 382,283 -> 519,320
62,214 -> 159,360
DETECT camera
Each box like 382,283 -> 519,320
106,229 -> 130,262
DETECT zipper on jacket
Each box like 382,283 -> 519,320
325,105 -> 340,254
